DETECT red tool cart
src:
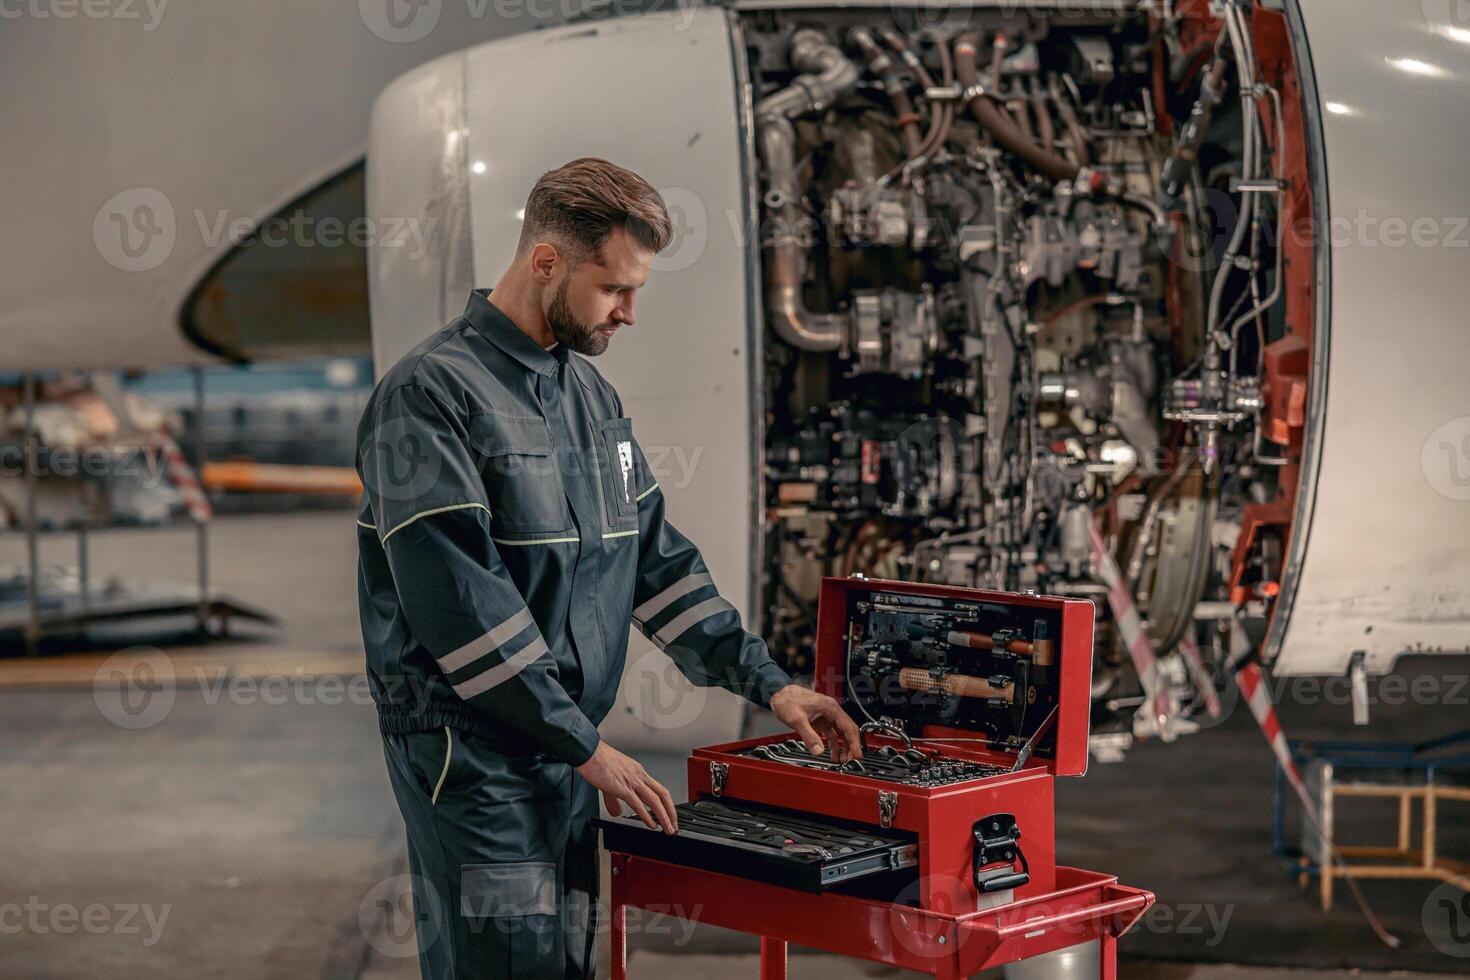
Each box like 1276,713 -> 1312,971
600,576 -> 1154,978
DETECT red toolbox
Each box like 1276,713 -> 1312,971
598,576 -> 1153,976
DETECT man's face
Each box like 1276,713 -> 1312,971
545,225 -> 653,357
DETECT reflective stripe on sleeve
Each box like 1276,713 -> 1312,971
652,596 -> 736,649
381,502 -> 491,544
633,572 -> 713,626
635,483 -> 660,502
452,635 -> 550,700
439,607 -> 535,674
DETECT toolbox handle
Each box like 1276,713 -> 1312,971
973,814 -> 1028,894
976,870 -> 1029,893
987,888 -> 1153,940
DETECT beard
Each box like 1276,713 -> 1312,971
546,278 -> 613,356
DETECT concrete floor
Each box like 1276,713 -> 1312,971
1,509 -> 1466,977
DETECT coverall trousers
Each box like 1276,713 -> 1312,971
382,725 -> 601,979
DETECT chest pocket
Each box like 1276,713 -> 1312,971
596,417 -> 639,529
469,413 -> 573,534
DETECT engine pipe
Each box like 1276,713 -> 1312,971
954,33 -> 1080,182
851,27 -> 922,157
755,29 -> 862,352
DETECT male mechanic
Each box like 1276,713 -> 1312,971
355,157 -> 862,979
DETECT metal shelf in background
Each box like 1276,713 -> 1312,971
12,367 -> 274,655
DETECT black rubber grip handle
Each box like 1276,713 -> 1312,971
978,869 -> 1030,893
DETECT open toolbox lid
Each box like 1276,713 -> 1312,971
812,576 -> 1094,777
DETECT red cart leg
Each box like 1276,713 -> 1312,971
1100,932 -> 1117,980
611,854 -> 628,980
759,936 -> 787,980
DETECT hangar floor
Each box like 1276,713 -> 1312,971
0,510 -> 1464,977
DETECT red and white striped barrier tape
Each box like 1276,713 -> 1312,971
1235,658 -> 1308,804
1227,618 -> 1399,947
1179,633 -> 1223,719
1087,515 -> 1395,945
149,427 -> 212,523
1087,523 -> 1176,739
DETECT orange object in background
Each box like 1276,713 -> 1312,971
201,462 -> 362,495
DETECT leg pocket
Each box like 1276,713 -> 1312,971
460,861 -> 563,979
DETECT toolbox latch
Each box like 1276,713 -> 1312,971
877,790 -> 898,828
972,813 -> 1030,893
710,761 -> 729,797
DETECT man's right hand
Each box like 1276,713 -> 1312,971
575,741 -> 678,834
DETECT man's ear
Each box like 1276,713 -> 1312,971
529,241 -> 561,284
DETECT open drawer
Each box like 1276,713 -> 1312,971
595,797 -> 918,894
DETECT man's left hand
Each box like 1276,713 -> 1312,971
769,685 -> 864,763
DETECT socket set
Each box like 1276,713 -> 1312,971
738,738 -> 1009,787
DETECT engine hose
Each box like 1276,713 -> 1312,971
931,35 -> 956,153
1059,76 -> 1093,168
851,27 -> 922,157
1028,76 -> 1057,155
1009,97 -> 1035,142
877,27 -> 952,167
954,33 -> 1080,181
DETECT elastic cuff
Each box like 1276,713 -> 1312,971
556,720 -> 601,768
749,661 -> 795,709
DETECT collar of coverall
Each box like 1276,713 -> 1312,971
463,287 -> 568,377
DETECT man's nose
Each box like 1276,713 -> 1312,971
613,295 -> 635,325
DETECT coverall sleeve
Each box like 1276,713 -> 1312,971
624,430 -> 795,709
359,383 -> 601,767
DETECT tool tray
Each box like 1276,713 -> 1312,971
596,797 -> 918,893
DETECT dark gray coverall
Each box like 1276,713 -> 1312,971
355,287 -> 793,979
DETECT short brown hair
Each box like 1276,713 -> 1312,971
516,157 -> 671,265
